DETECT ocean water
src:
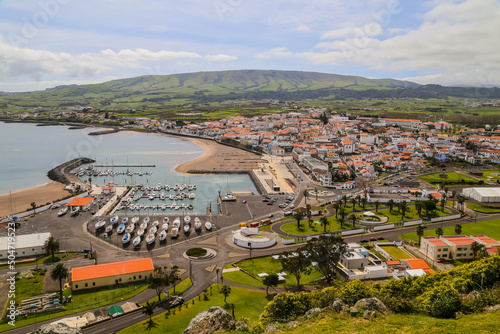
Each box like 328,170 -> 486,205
0,122 -> 257,214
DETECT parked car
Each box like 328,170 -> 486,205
360,239 -> 368,243
436,258 -> 447,263
242,200 -> 247,204
268,214 -> 274,218
267,202 -> 273,205
377,236 -> 384,240
370,237 -> 377,241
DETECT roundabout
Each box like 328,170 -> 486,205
183,247 -> 217,261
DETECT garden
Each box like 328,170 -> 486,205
418,172 -> 479,187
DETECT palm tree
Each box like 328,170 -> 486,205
435,227 -> 444,238
454,224 -> 462,235
416,224 -> 426,245
360,197 -> 367,209
333,201 -> 341,218
50,263 -> 69,300
471,241 -> 484,260
451,190 -> 457,207
306,204 -> 312,227
220,284 -> 231,303
293,212 -> 304,229
440,197 -> 446,212
341,195 -> 348,207
319,216 -> 329,232
399,201 -> 408,220
350,197 -> 357,211
338,207 -> 346,229
415,201 -> 423,217
31,202 -> 37,215
348,213 -> 357,228
374,200 -> 380,213
303,190 -> 309,204
355,195 -> 362,207
44,236 -> 60,259
387,199 -> 395,213
457,194 -> 466,212
142,301 -> 156,324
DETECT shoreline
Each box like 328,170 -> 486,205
0,181 -> 69,217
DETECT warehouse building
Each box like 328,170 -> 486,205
0,232 -> 51,260
71,258 -> 154,290
462,187 -> 500,203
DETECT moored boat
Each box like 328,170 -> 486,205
122,233 -> 131,243
126,224 -> 134,233
122,217 -> 128,224
146,233 -> 155,244
105,225 -> 113,233
95,220 -> 106,230
137,228 -> 145,237
133,236 -> 141,246
170,227 -> 179,238
117,223 -> 126,234
183,223 -> 190,233
205,221 -> 212,231
149,226 -> 157,235
194,217 -> 202,230
184,215 -> 191,224
131,216 -> 139,224
158,230 -> 167,241
110,215 -> 119,224
57,207 -> 69,216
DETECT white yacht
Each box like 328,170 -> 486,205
205,221 -> 212,231
57,207 -> 69,216
158,230 -> 167,241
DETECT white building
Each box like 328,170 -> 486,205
0,232 -> 51,260
462,187 -> 500,203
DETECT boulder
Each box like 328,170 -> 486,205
183,306 -> 234,334
33,323 -> 82,334
264,323 -> 282,333
287,321 -> 299,329
332,298 -> 344,313
305,308 -> 322,318
350,306 -> 359,317
363,310 -> 378,320
485,304 -> 500,312
341,305 -> 350,314
353,297 -> 392,316
235,321 -> 249,332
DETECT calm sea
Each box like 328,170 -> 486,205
0,122 -> 257,214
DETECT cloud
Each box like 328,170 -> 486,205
205,54 -> 237,62
255,47 -> 294,59
321,22 -> 384,39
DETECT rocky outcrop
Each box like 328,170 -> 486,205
363,310 -> 378,320
353,297 -> 392,316
235,321 -> 249,332
33,323 -> 82,334
485,304 -> 500,312
264,324 -> 282,333
332,298 -> 344,313
183,306 -> 234,334
305,308 -> 322,318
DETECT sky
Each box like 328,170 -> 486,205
0,0 -> 499,92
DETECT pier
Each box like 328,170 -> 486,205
94,164 -> 156,168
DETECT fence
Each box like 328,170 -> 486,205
373,224 -> 395,231
341,228 -> 365,236
403,220 -> 423,227
431,214 -> 461,222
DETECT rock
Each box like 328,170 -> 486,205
305,308 -> 322,318
287,321 -> 299,329
350,306 -> 359,317
353,297 -> 392,316
33,323 -> 82,334
363,310 -> 378,320
485,304 -> 500,312
183,306 -> 234,334
264,323 -> 282,333
235,321 -> 249,332
332,298 -> 344,313
341,305 -> 350,314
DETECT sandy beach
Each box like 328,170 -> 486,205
0,182 -> 69,217
173,136 -> 263,174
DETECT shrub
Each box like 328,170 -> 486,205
259,292 -> 311,323
340,279 -> 371,306
417,284 -> 460,318
186,248 -> 207,257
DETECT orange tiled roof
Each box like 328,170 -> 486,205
72,258 -> 154,282
403,259 -> 434,274
66,197 -> 94,207
442,236 -> 475,245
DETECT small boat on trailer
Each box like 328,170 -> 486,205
95,220 -> 106,230
122,233 -> 131,243
205,221 -> 212,231
146,233 -> 155,244
137,228 -> 145,237
117,223 -> 126,234
132,236 -> 141,247
158,230 -> 167,241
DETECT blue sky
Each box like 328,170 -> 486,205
0,0 -> 499,91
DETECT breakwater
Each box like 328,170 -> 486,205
47,158 -> 95,185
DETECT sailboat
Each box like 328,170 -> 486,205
205,221 -> 212,231
122,233 -> 131,243
95,220 -> 106,230
146,233 -> 155,244
158,230 -> 167,241
137,228 -> 145,237
126,223 -> 134,233
117,223 -> 126,234
194,217 -> 202,230
132,236 -> 141,247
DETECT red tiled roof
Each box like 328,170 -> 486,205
442,236 -> 475,246
424,237 -> 447,247
66,197 -> 94,207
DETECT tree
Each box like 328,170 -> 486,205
303,235 -> 350,286
360,197 -> 367,209
220,284 -> 231,303
306,204 -> 312,228
341,195 -> 348,207
415,200 -> 423,217
399,201 -> 408,220
44,236 -> 60,259
374,200 -> 381,212
148,267 -> 170,303
454,224 -> 462,235
333,201 -> 341,218
216,267 -> 220,285
50,263 -> 69,300
319,216 -> 330,233
356,195 -> 362,207
471,241 -> 485,260
348,213 -> 357,228
338,207 -> 346,229
457,194 -> 466,212
303,190 -> 309,204
451,190 -> 457,207
435,227 -> 444,238
293,212 -> 304,229
263,273 -> 279,295
440,197 -> 446,212
416,224 -> 426,245
314,187 -> 318,201
387,199 -> 395,213
31,202 -> 37,215
350,197 -> 357,211
280,250 -> 311,290
168,266 -> 180,294
142,301 -> 156,324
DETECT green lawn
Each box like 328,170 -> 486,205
399,218 -> 500,243
142,277 -> 193,305
375,207 -> 450,224
0,282 -> 148,332
419,172 -> 478,188
466,202 -> 500,214
231,255 -> 324,287
117,285 -> 270,334
479,169 -> 500,182
0,253 -> 77,270
379,246 -> 415,260
223,270 -> 263,288
280,218 -> 351,236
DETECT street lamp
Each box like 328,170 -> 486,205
35,250 -> 38,270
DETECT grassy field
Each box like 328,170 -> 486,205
142,277 -> 193,305
466,202 -> 500,213
379,246 -> 415,260
375,207 -> 450,224
478,170 -> 500,182
0,282 -> 148,331
419,172 -> 478,187
0,253 -> 77,270
117,285 -> 270,334
283,309 -> 500,334
399,218 -> 500,243
231,255 -> 324,287
280,218 -> 349,235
